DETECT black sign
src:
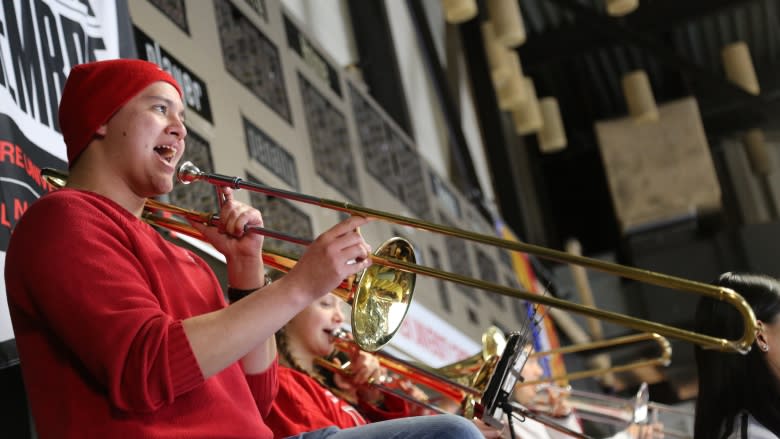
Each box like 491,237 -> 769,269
283,15 -> 341,97
0,115 -> 66,251
134,27 -> 213,123
243,117 -> 299,190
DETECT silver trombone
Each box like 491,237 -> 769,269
531,382 -> 694,438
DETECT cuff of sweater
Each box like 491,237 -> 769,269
227,274 -> 273,303
168,321 -> 205,396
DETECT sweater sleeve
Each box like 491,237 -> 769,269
357,391 -> 412,421
7,193 -> 212,412
245,356 -> 279,417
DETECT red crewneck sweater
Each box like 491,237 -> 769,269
5,189 -> 277,438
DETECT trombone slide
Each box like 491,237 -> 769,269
175,161 -> 757,353
39,165 -> 761,354
521,332 -> 672,386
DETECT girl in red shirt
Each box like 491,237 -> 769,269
265,293 -> 503,438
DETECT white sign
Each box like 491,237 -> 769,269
389,301 -> 480,368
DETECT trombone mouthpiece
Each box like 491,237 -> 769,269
177,161 -> 202,184
330,328 -> 348,341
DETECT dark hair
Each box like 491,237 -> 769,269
694,272 -> 780,439
275,329 -> 322,381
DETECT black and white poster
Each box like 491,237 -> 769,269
0,0 -> 135,369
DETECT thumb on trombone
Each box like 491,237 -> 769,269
285,215 -> 374,298
627,422 -> 664,439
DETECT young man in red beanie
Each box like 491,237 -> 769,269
4,59 -> 483,439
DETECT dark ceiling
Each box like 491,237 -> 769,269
511,0 -> 780,254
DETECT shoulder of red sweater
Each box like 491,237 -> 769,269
29,189 -> 139,225
279,365 -> 307,379
278,366 -> 324,389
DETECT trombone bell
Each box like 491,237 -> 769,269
352,237 -> 416,351
435,326 -> 506,378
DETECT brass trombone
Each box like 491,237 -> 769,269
322,329 -> 686,438
317,327 -> 483,404
321,328 -> 678,437
42,164 -> 758,353
520,332 -> 672,386
174,161 -> 756,353
421,330 -> 672,415
434,326 -> 507,379
317,328 -> 590,439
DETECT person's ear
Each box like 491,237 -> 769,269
756,320 -> 770,352
95,124 -> 108,136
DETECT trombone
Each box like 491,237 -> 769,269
317,328 -> 591,439
42,164 -> 757,353
520,332 -> 672,386
529,383 -> 693,439
516,334 -> 689,438
316,327 -> 483,404
174,162 -> 756,353
320,326 -> 683,437
321,327 -> 682,438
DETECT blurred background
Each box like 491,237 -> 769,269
3,0 -> 780,437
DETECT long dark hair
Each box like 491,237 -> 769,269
694,272 -> 780,438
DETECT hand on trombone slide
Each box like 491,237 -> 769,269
190,186 -> 265,259
624,423 -> 664,439
189,185 -> 374,298
325,330 -> 439,417
531,384 -> 574,418
329,338 -> 387,405
525,385 -> 666,438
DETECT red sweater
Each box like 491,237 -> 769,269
5,189 -> 277,439
266,366 -> 412,438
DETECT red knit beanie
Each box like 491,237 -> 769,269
58,59 -> 183,167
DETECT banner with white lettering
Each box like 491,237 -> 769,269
0,0 -> 134,369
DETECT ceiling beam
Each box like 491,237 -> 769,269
537,0 -> 767,121
519,0 -> 765,68
701,61 -> 780,133
625,0 -> 765,34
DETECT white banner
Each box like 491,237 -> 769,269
389,301 -> 480,368
0,0 -> 125,367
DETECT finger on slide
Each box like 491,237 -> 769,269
327,216 -> 372,238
